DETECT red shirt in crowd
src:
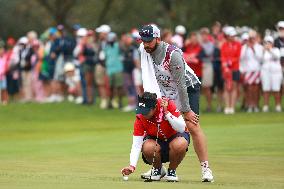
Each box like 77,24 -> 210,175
220,40 -> 241,72
133,99 -> 186,140
183,43 -> 203,78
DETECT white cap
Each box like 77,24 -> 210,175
223,26 -> 237,36
151,24 -> 161,38
64,63 -> 75,72
139,24 -> 160,42
77,28 -> 88,37
264,35 -> 274,43
96,24 -> 111,33
175,25 -> 186,35
107,32 -> 117,42
18,37 -> 28,44
277,21 -> 284,29
241,33 -> 249,41
131,30 -> 141,39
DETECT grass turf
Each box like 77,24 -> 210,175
0,102 -> 283,189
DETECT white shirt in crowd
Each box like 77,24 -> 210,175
240,43 -> 263,73
171,34 -> 184,49
260,47 -> 283,92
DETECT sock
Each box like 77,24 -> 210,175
200,161 -> 209,171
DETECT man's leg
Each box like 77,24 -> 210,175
187,84 -> 214,182
187,84 -> 208,161
186,122 -> 208,163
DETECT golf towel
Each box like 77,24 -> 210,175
139,44 -> 162,98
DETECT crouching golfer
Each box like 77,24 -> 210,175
121,92 -> 190,182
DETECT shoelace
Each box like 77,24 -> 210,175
152,168 -> 161,176
168,169 -> 176,176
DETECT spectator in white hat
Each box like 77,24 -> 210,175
95,24 -> 111,109
18,36 -> 35,102
73,28 -> 96,104
240,30 -> 263,113
104,32 -> 124,109
64,62 -> 83,104
261,36 -> 283,112
172,25 -> 186,49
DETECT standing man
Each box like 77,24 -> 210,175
138,24 -> 214,182
121,92 -> 189,182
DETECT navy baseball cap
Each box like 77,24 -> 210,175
139,24 -> 161,42
136,93 -> 157,115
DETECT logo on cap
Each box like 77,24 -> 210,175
139,103 -> 146,107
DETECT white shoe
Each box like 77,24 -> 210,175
253,107 -> 259,113
224,107 -> 230,115
75,96 -> 83,104
100,99 -> 108,109
122,105 -> 136,112
262,105 -> 269,112
55,95 -> 64,102
46,94 -> 57,103
229,108 -> 235,114
141,166 -> 167,180
111,99 -> 119,109
67,95 -> 75,102
164,169 -> 179,182
202,168 -> 214,182
275,105 -> 282,112
247,107 -> 253,113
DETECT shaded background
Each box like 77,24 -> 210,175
0,0 -> 283,38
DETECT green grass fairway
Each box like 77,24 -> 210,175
0,103 -> 283,189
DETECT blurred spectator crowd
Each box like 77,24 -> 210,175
0,21 -> 284,114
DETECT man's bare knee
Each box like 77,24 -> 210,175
186,123 -> 204,137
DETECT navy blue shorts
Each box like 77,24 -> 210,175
142,132 -> 190,165
187,83 -> 201,115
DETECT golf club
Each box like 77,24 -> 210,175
144,107 -> 163,182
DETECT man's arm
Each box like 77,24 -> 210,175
169,51 -> 191,113
170,51 -> 200,125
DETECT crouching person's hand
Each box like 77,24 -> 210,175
121,165 -> 135,176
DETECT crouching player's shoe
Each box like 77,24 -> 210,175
146,167 -> 163,181
141,166 -> 167,180
202,167 -> 214,182
164,169 -> 179,182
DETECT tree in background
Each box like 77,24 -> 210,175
0,0 -> 283,39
